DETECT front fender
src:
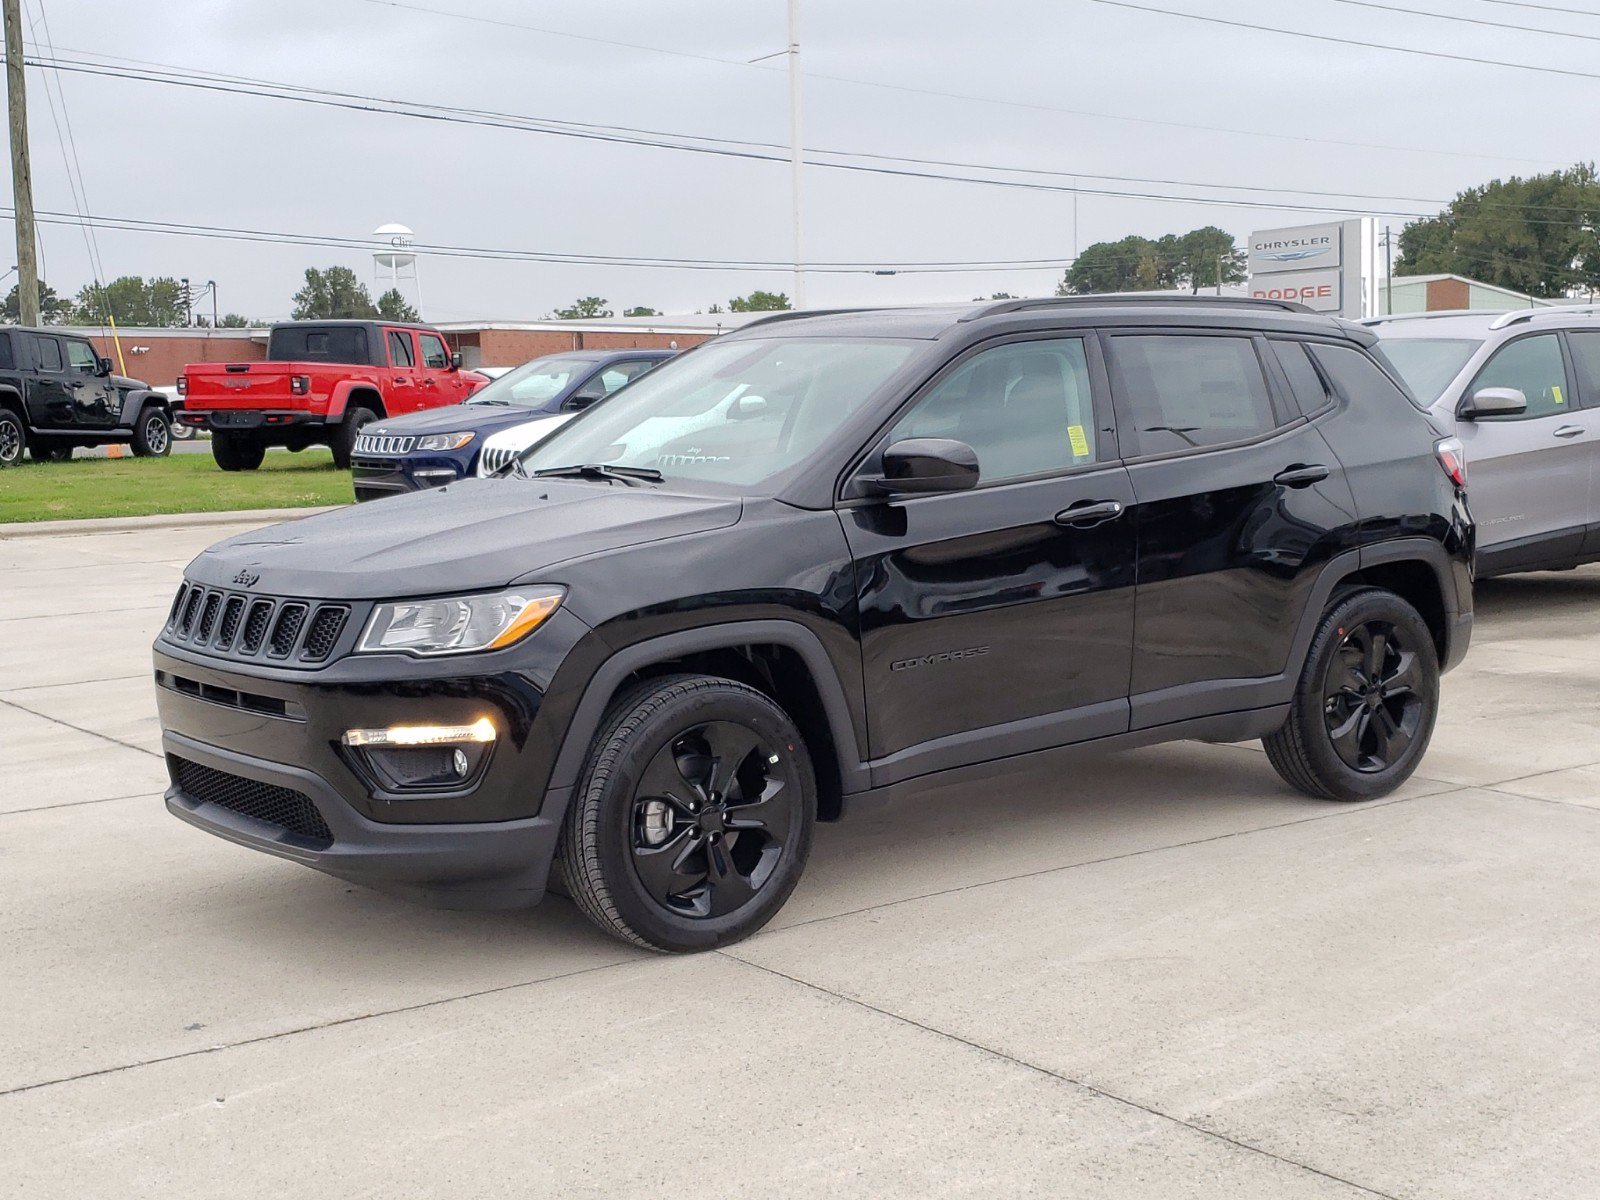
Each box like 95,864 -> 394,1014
116,388 -> 165,427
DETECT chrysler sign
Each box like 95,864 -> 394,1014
1247,220 -> 1375,318
1248,223 -> 1342,278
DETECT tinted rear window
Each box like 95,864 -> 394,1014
268,326 -> 371,364
1312,343 -> 1429,414
1106,334 -> 1279,454
0,334 -> 12,370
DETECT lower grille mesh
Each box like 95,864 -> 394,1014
171,757 -> 334,846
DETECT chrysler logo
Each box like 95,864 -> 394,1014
1259,248 -> 1331,262
232,569 -> 261,587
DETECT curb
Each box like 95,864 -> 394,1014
0,505 -> 347,540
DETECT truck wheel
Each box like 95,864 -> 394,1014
331,407 -> 376,470
212,431 -> 265,472
0,409 -> 23,467
130,406 -> 171,457
558,674 -> 816,953
29,441 -> 72,462
1264,588 -> 1439,802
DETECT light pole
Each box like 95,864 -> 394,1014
208,279 -> 218,328
787,0 -> 805,310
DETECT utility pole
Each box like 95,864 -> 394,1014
787,0 -> 805,310
208,279 -> 218,328
4,0 -> 39,326
1382,227 -> 1394,316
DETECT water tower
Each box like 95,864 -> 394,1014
372,223 -> 422,317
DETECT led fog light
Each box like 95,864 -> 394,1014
341,719 -> 496,793
342,718 -> 496,748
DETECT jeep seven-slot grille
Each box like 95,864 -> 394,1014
477,445 -> 519,476
171,757 -> 333,846
354,433 -> 414,456
161,582 -> 353,666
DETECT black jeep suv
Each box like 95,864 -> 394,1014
154,297 -> 1472,952
0,326 -> 170,465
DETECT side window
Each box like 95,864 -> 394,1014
1271,340 -> 1333,416
1309,343 -> 1428,415
1107,334 -> 1277,455
65,340 -> 98,373
418,333 -> 449,369
1563,332 -> 1600,407
595,359 -> 658,394
0,335 -> 15,370
387,330 -> 415,368
31,335 -> 62,373
888,338 -> 1097,484
1463,333 -> 1569,420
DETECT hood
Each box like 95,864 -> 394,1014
111,374 -> 148,390
479,413 -> 576,453
186,478 -> 742,600
364,403 -> 554,438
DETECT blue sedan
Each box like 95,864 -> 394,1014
350,349 -> 673,501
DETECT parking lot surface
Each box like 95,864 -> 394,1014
3,518 -> 1599,1199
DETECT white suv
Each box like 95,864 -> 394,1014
1367,306 -> 1600,577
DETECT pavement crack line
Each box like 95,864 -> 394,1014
1,672 -> 149,693
0,956 -> 640,1100
0,696 -> 162,760
0,791 -> 164,818
721,952 -> 1401,1200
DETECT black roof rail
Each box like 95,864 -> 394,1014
960,294 -> 1314,321
733,307 -> 893,331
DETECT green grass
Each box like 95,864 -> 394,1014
0,448 -> 353,523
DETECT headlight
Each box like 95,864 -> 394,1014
358,588 -> 564,657
415,432 -> 475,451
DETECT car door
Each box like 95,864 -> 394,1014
62,337 -> 116,427
1452,331 -> 1589,570
841,335 -> 1137,785
25,334 -> 77,426
1102,329 -> 1357,728
1558,329 -> 1600,558
384,328 -> 424,414
416,331 -> 469,405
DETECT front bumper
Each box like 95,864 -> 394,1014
350,454 -> 465,502
165,730 -> 560,908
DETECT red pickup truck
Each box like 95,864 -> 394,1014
178,320 -> 487,471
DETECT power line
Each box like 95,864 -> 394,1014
355,0 -> 1554,166
1471,0 -> 1600,16
1329,0 -> 1600,39
1085,0 -> 1600,80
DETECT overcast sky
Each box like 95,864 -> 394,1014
7,0 -> 1598,322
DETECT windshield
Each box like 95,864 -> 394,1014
1373,338 -> 1482,405
518,337 -> 917,488
467,356 -> 595,408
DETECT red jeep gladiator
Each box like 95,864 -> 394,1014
178,320 -> 487,471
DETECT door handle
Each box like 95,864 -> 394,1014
392,377 -> 409,385
1554,425 -> 1584,439
1273,464 -> 1330,488
1054,500 -> 1125,528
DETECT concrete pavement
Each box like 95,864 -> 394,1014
3,520 -> 1599,1198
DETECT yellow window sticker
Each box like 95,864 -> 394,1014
1068,424 -> 1092,457
1553,385 -> 1564,406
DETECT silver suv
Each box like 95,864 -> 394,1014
1367,306 -> 1600,577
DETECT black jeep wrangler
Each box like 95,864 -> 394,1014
154,297 -> 1473,952
0,326 -> 170,465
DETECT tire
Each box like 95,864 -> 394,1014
0,408 -> 23,467
171,417 -> 195,441
29,441 -> 72,463
130,406 -> 171,457
1264,587 -> 1440,801
558,674 -> 816,953
212,431 -> 266,472
331,407 -> 376,470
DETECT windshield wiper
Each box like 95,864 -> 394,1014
469,398 -> 514,406
532,463 -> 664,485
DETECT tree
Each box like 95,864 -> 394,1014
551,296 -> 613,319
376,288 -> 419,322
291,266 -> 379,320
1173,226 -> 1247,292
1056,227 -> 1245,296
216,313 -> 255,328
728,290 -> 789,312
623,306 -> 659,317
1394,163 -> 1600,298
3,279 -> 74,324
973,292 -> 1017,301
74,276 -> 187,326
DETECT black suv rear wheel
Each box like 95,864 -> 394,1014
212,431 -> 266,471
0,408 -> 24,467
1265,588 -> 1439,801
559,675 -> 815,953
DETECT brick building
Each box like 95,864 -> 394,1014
58,313 -> 760,385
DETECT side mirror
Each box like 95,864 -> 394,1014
1458,386 -> 1527,420
566,386 -> 607,411
96,356 -> 114,376
872,438 -> 980,496
728,395 -> 768,420
449,352 -> 462,371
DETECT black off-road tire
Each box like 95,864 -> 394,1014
558,674 -> 816,953
0,408 -> 24,467
331,407 -> 376,470
212,431 -> 266,472
1265,587 -> 1440,801
130,406 -> 171,457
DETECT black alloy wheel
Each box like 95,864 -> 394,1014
1322,620 -> 1424,774
0,409 -> 23,466
629,721 -> 796,919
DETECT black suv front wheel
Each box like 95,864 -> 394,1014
559,675 -> 816,953
1265,588 -> 1439,801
